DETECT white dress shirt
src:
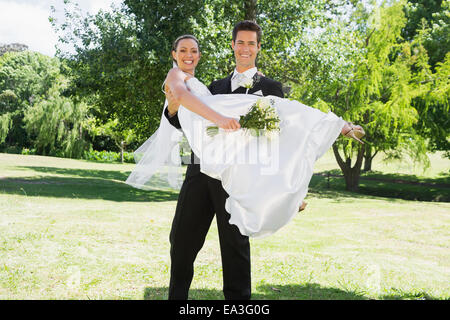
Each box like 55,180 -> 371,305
231,67 -> 258,92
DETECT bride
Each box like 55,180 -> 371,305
126,34 -> 364,238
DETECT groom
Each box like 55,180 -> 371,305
164,20 -> 284,300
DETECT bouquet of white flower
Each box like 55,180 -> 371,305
207,97 -> 280,137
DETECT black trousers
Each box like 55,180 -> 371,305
168,172 -> 251,300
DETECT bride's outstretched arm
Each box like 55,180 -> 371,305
165,68 -> 240,130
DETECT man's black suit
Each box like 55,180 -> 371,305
164,73 -> 284,300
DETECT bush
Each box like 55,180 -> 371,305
21,148 -> 37,155
1,145 -> 22,154
83,150 -> 134,163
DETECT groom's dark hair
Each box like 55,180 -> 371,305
232,20 -> 262,44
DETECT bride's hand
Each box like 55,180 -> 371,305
215,115 -> 241,131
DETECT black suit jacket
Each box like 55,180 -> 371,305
164,73 -> 284,177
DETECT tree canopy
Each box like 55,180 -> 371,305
0,0 -> 445,189
0,51 -> 61,147
51,0 -> 354,141
402,0 -> 450,157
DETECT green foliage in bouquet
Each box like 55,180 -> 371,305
207,97 -> 280,137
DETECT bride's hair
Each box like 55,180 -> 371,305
172,34 -> 200,65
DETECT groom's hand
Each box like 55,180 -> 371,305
166,87 -> 180,116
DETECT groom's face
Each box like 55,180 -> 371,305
231,30 -> 261,70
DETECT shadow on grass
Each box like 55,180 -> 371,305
3,165 -> 449,203
143,283 -> 368,300
309,170 -> 450,202
18,166 -> 131,181
0,166 -> 179,202
380,289 -> 440,300
143,284 -> 442,300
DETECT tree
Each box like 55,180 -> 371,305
0,90 -> 17,144
289,1 -> 435,190
402,0 -> 449,68
244,0 -> 258,20
51,0 -> 352,144
51,0 -> 207,142
87,118 -> 136,163
402,0 -> 450,157
412,52 -> 450,157
53,0 -> 446,191
0,51 -> 61,149
23,82 -> 90,158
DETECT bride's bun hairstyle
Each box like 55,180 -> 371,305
171,34 -> 200,65
232,20 -> 262,44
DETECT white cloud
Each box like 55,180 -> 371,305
0,0 -> 122,57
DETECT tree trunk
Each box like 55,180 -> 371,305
120,140 -> 124,163
332,144 -> 365,192
363,147 -> 378,172
244,0 -> 258,21
363,147 -> 372,172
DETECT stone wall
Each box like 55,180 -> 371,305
0,43 -> 29,56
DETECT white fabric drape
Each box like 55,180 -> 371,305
177,90 -> 345,238
125,100 -> 184,191
127,77 -> 345,238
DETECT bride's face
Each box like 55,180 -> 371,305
172,39 -> 201,74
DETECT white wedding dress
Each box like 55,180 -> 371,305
127,77 -> 345,238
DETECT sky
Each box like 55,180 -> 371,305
0,0 -> 122,57
0,0 -> 385,58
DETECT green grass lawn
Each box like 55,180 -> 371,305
0,151 -> 449,300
